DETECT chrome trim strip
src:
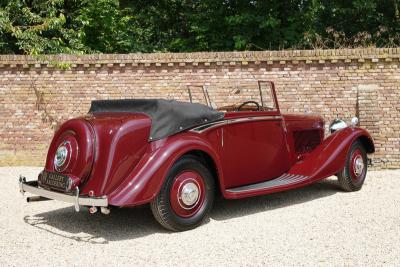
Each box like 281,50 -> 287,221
19,177 -> 108,209
191,115 -> 282,133
191,120 -> 226,133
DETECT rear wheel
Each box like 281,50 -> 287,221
150,155 -> 215,231
337,141 -> 368,192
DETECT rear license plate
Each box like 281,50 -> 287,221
40,171 -> 70,191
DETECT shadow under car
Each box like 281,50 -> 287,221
24,178 -> 340,243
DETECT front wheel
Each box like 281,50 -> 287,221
337,141 -> 368,192
150,155 -> 215,231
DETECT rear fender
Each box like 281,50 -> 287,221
108,133 -> 223,207
289,127 -> 374,180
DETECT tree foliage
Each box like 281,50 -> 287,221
0,0 -> 399,54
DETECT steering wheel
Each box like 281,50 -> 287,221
236,101 -> 260,111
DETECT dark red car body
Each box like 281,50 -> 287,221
20,81 -> 374,230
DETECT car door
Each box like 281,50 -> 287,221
220,81 -> 290,188
221,113 -> 290,188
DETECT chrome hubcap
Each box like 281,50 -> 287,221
54,144 -> 68,170
353,156 -> 364,176
180,182 -> 199,206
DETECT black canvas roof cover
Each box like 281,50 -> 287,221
89,99 -> 224,141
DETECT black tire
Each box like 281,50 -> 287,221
337,141 -> 368,192
150,155 -> 215,231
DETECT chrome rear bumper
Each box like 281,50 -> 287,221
19,176 -> 108,212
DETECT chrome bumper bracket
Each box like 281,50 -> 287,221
19,176 -> 108,211
19,175 -> 26,196
74,187 -> 80,212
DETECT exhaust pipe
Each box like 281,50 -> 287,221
89,206 -> 98,214
89,206 -> 111,214
100,207 -> 111,215
27,196 -> 51,202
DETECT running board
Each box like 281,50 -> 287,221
225,173 -> 311,198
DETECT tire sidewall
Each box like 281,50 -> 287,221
163,156 -> 215,228
345,141 -> 368,189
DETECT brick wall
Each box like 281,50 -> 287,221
0,48 -> 399,168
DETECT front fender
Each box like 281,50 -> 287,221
289,127 -> 374,180
108,133 -> 222,207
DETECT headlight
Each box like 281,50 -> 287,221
54,142 -> 70,172
329,119 -> 347,133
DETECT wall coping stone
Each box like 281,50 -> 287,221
0,48 -> 399,68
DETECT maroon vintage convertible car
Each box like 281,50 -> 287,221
19,81 -> 374,231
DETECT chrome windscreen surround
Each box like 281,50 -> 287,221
19,176 -> 108,212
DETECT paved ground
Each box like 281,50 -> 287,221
0,167 -> 399,266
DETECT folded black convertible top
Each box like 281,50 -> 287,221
89,99 -> 224,141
